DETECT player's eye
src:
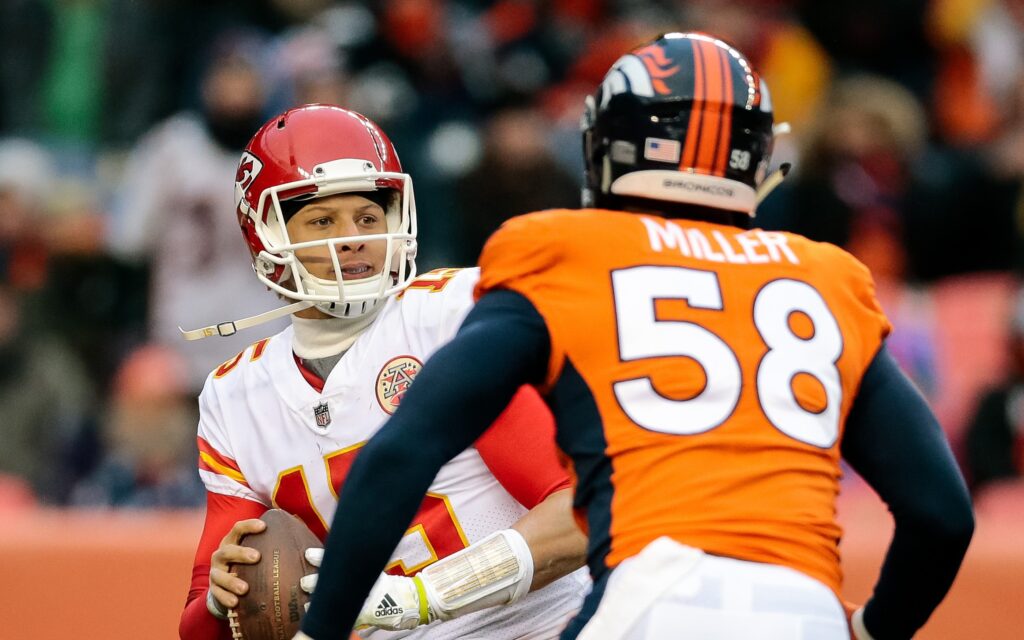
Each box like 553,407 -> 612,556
310,217 -> 332,228
358,214 -> 379,226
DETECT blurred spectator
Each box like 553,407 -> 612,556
985,73 -> 1024,273
847,211 -> 941,398
108,30 -> 287,388
70,344 -> 204,508
0,283 -> 94,503
760,75 -> 928,251
796,0 -> 937,100
965,287 -> 1024,494
0,138 -> 55,292
452,105 -> 578,264
268,22 -> 350,110
32,178 -> 148,388
0,137 -> 135,440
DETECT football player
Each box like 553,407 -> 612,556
178,105 -> 589,640
298,33 -> 975,640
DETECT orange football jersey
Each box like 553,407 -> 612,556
475,209 -> 892,595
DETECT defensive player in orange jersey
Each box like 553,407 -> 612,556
299,33 -> 974,640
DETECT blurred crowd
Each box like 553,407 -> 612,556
2,0 -> 1024,509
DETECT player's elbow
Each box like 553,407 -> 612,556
901,490 -> 975,555
938,498 -> 975,553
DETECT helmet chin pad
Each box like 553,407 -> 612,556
299,265 -> 389,319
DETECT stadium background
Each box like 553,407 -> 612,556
0,0 -> 1022,637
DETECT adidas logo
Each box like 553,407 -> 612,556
375,593 -> 403,618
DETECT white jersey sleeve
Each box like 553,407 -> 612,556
196,348 -> 269,505
399,267 -> 480,347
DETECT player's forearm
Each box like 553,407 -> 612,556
863,516 -> 973,638
511,488 -> 587,590
179,589 -> 231,640
842,346 -> 974,638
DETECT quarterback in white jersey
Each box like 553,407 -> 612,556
178,105 -> 588,640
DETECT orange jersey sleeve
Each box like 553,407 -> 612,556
476,212 -> 588,390
477,209 -> 892,595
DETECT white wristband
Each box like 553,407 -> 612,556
206,589 -> 229,620
417,529 -> 534,620
851,607 -> 877,640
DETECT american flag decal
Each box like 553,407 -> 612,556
644,137 -> 681,163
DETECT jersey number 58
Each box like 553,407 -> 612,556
612,266 -> 843,448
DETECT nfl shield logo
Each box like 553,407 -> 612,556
313,402 -> 331,428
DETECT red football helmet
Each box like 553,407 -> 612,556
235,104 -> 417,319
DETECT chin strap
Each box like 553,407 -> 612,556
754,162 -> 791,206
178,300 -> 314,341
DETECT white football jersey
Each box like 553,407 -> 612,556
196,268 -> 586,640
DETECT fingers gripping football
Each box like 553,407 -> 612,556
208,518 -> 266,616
300,547 -> 323,596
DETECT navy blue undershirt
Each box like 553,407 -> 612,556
302,290 -> 973,640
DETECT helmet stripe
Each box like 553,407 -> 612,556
714,43 -> 735,176
681,38 -> 706,170
695,39 -> 726,175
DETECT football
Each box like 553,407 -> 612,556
229,509 -> 321,640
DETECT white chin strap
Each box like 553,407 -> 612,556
178,300 -> 313,341
755,162 -> 791,205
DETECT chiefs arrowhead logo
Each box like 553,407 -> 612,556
236,151 -> 264,194
375,355 -> 423,415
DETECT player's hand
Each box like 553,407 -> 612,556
208,518 -> 266,616
300,547 -> 324,599
300,557 -> 426,632
353,572 -> 431,630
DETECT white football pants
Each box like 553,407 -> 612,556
577,537 -> 848,640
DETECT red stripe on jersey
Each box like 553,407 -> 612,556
197,437 -> 242,473
294,354 -> 326,393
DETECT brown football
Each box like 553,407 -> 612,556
229,509 -> 321,640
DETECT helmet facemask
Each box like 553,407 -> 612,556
242,158 -> 418,318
